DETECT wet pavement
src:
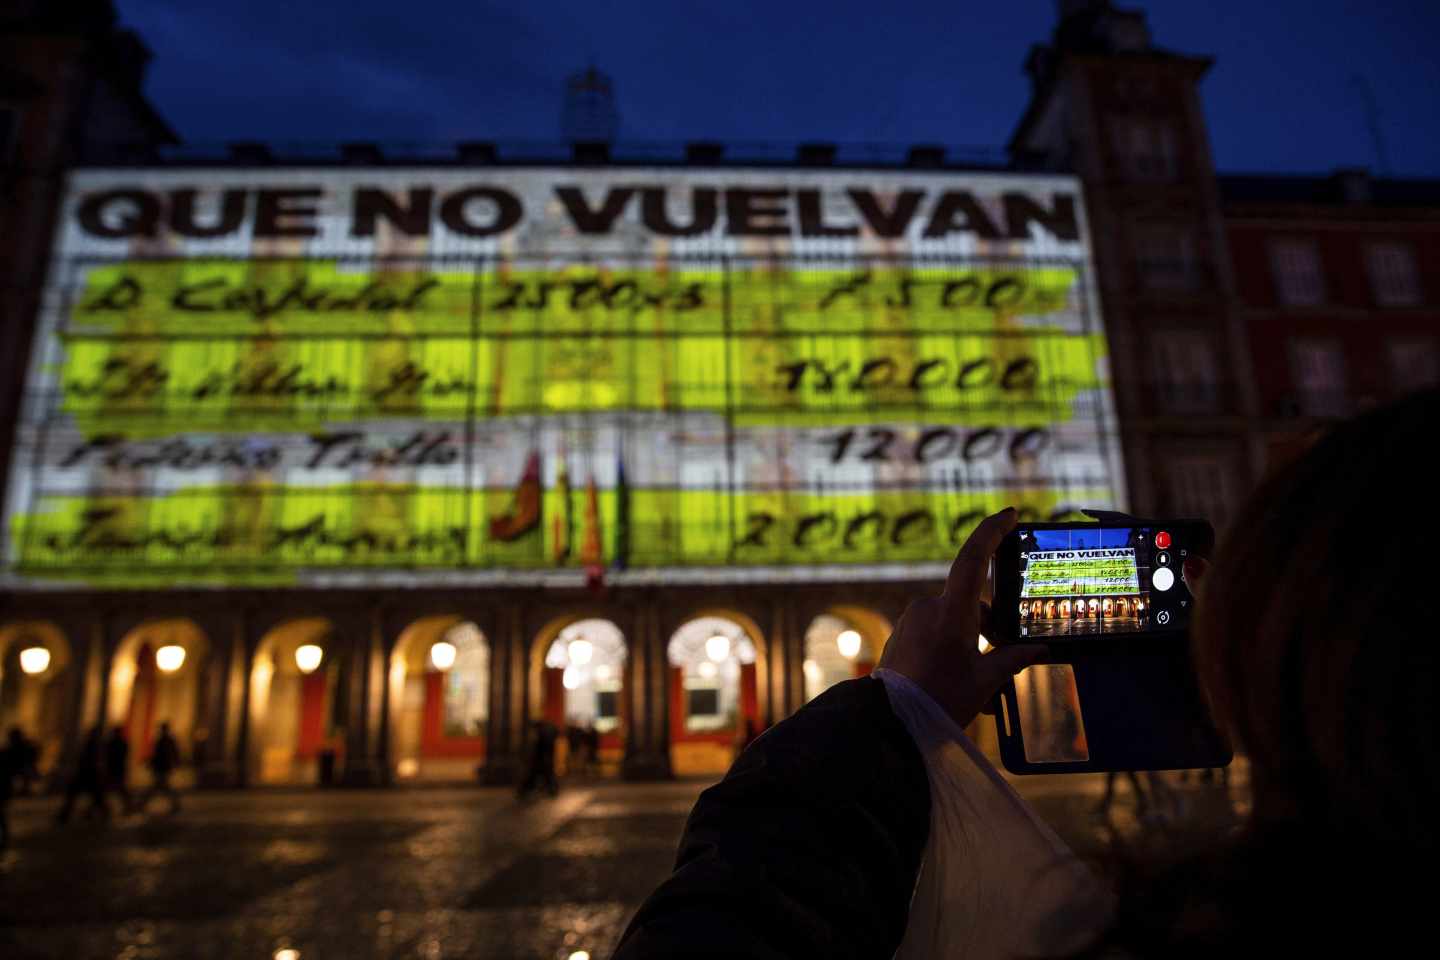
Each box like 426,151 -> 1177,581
0,770 -> 1247,960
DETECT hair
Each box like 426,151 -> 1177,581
1076,390 -> 1440,956
1192,388 -> 1440,846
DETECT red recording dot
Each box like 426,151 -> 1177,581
1155,530 -> 1172,550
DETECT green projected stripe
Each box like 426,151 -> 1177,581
14,485 -> 1105,584
56,260 -> 1103,437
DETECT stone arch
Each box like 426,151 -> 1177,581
0,621 -> 75,775
801,605 -> 894,703
106,618 -> 210,785
527,612 -> 629,777
664,614 -> 762,777
247,617 -> 343,785
388,615 -> 490,782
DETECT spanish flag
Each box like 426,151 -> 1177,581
580,473 -> 604,588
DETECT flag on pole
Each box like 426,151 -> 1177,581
580,473 -> 604,588
552,450 -> 573,564
613,450 -> 630,571
489,450 -> 541,542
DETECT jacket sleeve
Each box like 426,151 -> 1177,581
612,676 -> 931,960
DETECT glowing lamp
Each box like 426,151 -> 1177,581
697,660 -> 718,679
18,646 -> 50,675
836,629 -> 863,660
594,663 -> 614,682
156,644 -> 186,673
568,952 -> 591,960
430,640 -> 457,671
568,638 -> 594,666
295,644 -> 323,674
705,634 -> 730,662
562,665 -> 582,690
977,634 -> 994,654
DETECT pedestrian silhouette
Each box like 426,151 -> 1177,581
103,726 -> 134,814
8,727 -> 40,795
0,729 -> 21,848
1094,769 -> 1148,818
517,719 -> 559,798
139,721 -> 182,815
56,726 -> 108,823
565,719 -> 585,777
584,724 -> 600,778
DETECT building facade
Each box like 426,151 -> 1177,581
1220,169 -> 1440,466
7,0 -> 1406,790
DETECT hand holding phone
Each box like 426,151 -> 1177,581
877,508 -> 1044,727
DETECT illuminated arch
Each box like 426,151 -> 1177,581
106,618 -> 209,785
528,614 -> 629,776
248,617 -> 341,785
665,615 -> 760,777
802,606 -> 893,703
0,621 -> 74,774
388,615 -> 490,782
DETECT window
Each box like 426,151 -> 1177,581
595,690 -> 619,724
1136,224 -> 1199,291
1270,239 -> 1325,306
1168,455 -> 1234,529
1387,339 -> 1439,394
1150,330 -> 1220,413
1112,119 -> 1177,180
686,686 -> 720,720
1365,242 -> 1421,307
1289,338 -> 1347,416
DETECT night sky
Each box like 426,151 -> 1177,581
118,0 -> 1440,176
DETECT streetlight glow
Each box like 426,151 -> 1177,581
295,644 -> 323,674
429,640 -> 457,671
568,638 -> 594,666
836,629 -> 863,660
18,646 -> 50,675
156,644 -> 187,673
705,634 -> 730,662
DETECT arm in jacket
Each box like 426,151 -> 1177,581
612,675 -> 930,960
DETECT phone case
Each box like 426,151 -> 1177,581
994,509 -> 1231,775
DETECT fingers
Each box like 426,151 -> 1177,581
980,642 -> 1047,680
944,507 -> 1017,611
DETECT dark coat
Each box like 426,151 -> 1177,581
613,676 -> 930,960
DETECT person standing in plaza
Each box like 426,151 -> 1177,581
517,719 -> 559,798
56,726 -> 108,823
0,730 -> 20,848
8,727 -> 40,795
103,726 -> 134,814
139,722 -> 182,815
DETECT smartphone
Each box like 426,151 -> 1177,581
991,519 -> 1214,644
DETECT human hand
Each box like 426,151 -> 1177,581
878,507 -> 1047,729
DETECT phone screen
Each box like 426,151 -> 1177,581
1013,523 -> 1199,639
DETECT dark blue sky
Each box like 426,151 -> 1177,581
119,0 -> 1440,175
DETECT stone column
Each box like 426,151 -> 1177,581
622,594 -> 672,781
340,609 -> 387,786
481,603 -> 527,785
49,611 -> 106,789
194,610 -> 247,788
